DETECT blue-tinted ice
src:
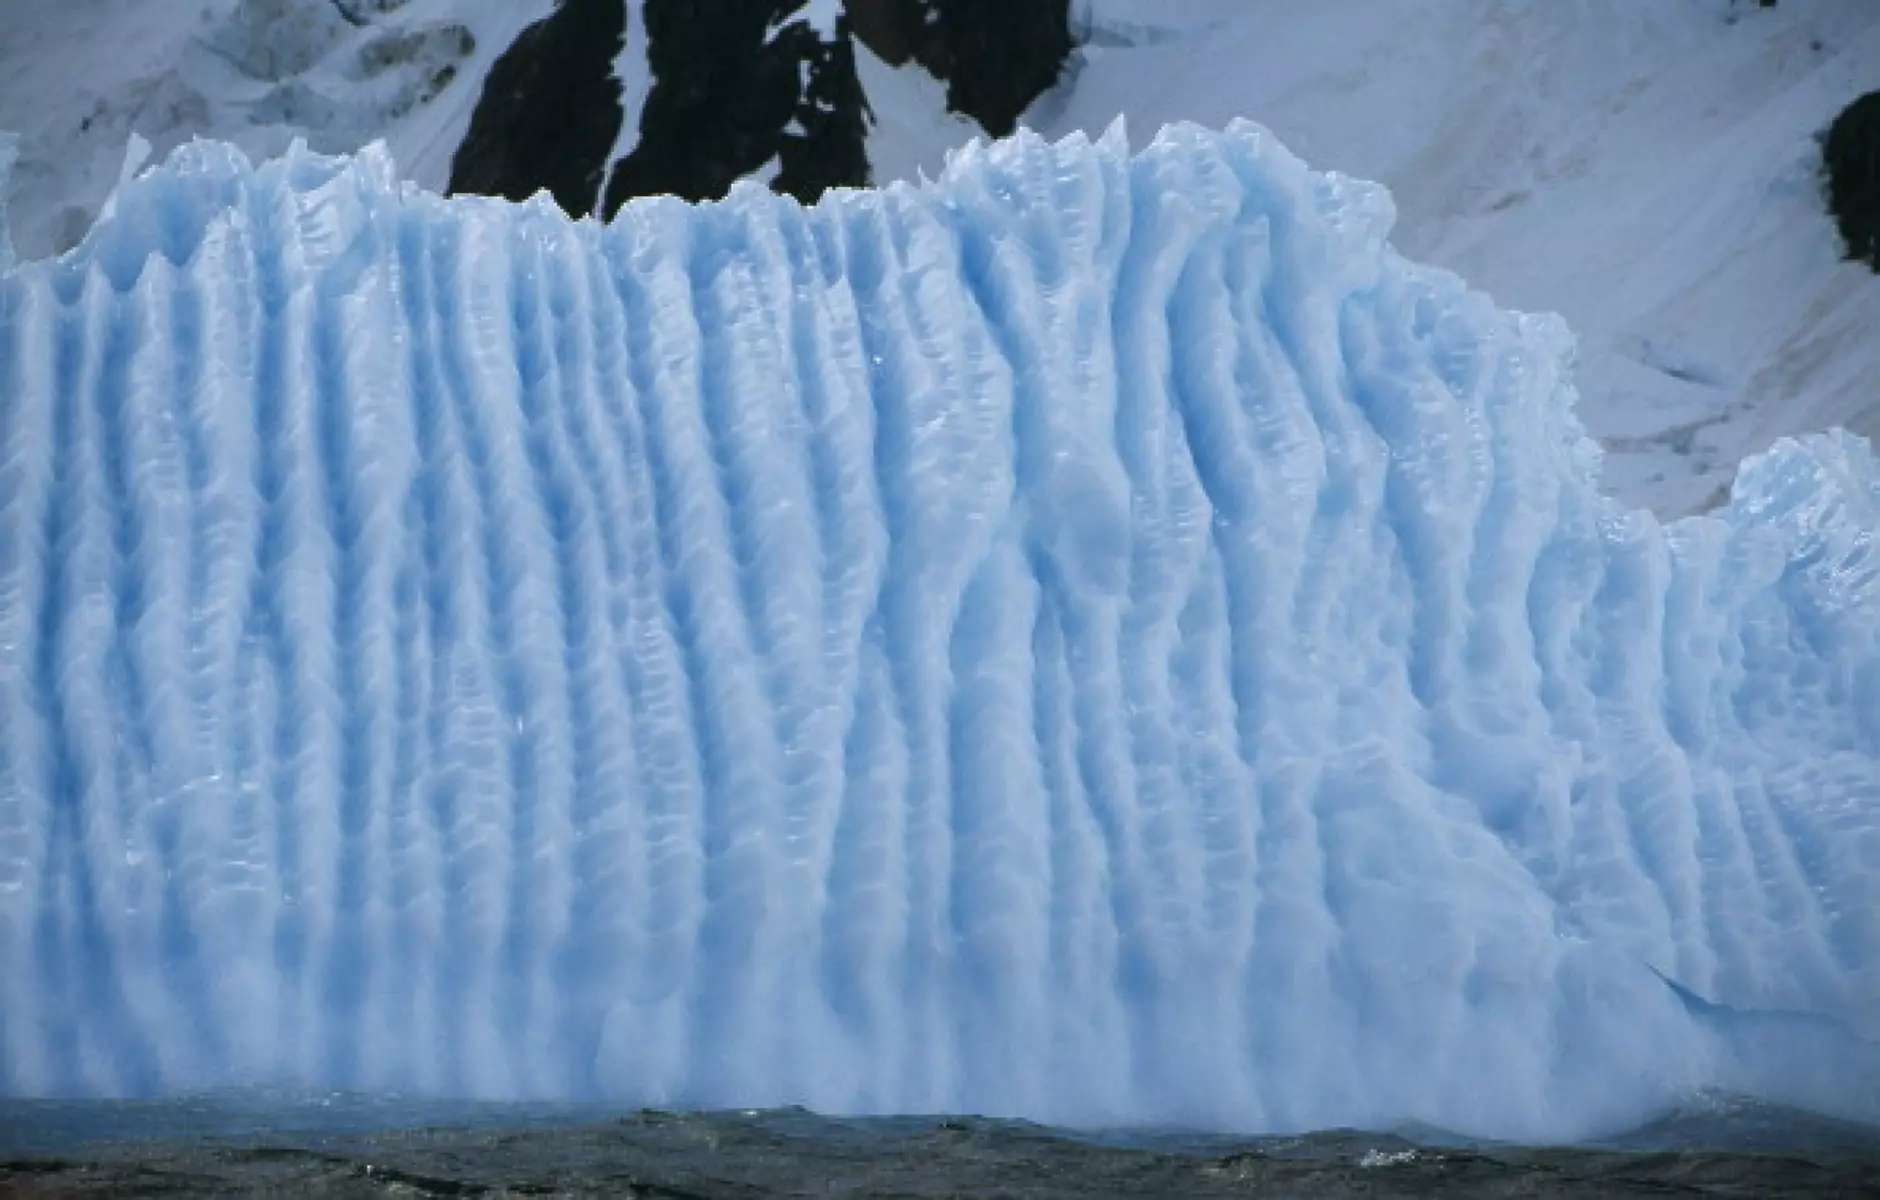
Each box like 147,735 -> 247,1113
0,122 -> 1875,1141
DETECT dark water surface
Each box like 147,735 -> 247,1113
4,1092 -> 1877,1197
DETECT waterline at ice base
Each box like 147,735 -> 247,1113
1,119 -> 1876,1143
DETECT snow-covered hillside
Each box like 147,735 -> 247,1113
1022,0 -> 1880,514
0,0 -> 551,260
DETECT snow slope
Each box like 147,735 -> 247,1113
595,0 -> 652,214
0,0 -> 552,261
2,124 -> 1877,1139
853,37 -> 981,187
1029,0 -> 1880,515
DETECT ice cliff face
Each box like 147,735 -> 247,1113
0,122 -> 1877,1140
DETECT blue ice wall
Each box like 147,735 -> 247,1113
0,123 -> 1877,1140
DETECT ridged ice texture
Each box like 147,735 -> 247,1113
1,122 -> 1878,1140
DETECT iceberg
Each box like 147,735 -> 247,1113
0,121 -> 1876,1142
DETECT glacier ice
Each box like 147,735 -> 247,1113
0,121 -> 1877,1141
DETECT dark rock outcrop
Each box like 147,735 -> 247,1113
599,0 -> 869,215
1823,91 -> 1880,271
449,0 -> 1071,218
447,0 -> 625,216
771,21 -> 871,205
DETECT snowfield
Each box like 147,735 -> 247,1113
0,0 -> 552,260
1023,0 -> 1880,516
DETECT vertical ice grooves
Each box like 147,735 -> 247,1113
684,203 -> 795,1095
95,275 -> 160,1078
498,208 -> 578,1093
0,277 -> 48,1085
602,205 -> 708,1097
311,182 -> 372,1088
0,125 -> 1876,1139
170,238 -> 224,1075
388,204 -> 445,1089
432,210 -> 514,1090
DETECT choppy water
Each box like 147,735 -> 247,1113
5,1093 -> 1878,1197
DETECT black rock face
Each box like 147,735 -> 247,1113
449,0 -> 1071,218
446,0 -> 626,216
1823,91 -> 1880,271
771,21 -> 871,206
600,0 -> 870,215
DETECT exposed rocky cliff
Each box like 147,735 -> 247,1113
1823,90 -> 1880,271
447,0 -> 1071,215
